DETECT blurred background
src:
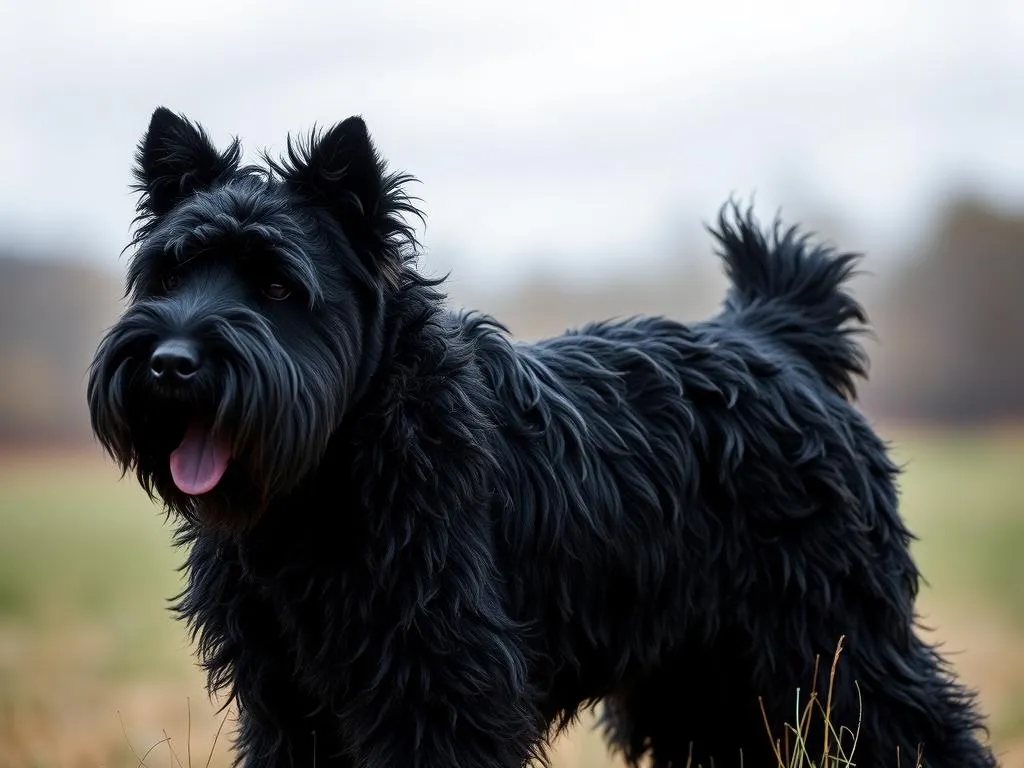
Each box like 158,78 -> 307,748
2,0 -> 1023,765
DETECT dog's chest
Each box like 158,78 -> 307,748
225,533 -> 402,692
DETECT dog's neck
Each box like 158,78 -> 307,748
344,270 -> 454,419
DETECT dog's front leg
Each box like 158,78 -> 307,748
348,671 -> 539,767
234,689 -> 354,768
177,535 -> 354,768
343,594 -> 541,767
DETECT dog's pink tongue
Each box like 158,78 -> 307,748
170,422 -> 231,496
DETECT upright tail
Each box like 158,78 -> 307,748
710,201 -> 871,401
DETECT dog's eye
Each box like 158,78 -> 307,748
263,282 -> 292,301
162,273 -> 181,292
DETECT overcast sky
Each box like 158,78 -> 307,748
3,0 -> 1024,287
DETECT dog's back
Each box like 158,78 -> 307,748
465,204 -> 992,767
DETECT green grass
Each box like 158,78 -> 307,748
0,428 -> 1022,767
0,458 -> 178,619
0,454 -> 192,684
891,430 -> 1024,624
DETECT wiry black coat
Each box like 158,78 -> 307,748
89,108 -> 997,768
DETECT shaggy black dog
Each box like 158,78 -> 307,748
88,107 -> 997,768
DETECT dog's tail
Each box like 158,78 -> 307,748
710,201 -> 870,401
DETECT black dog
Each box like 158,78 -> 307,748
88,107 -> 996,768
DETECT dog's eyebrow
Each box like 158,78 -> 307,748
142,205 -> 325,306
258,242 -> 324,308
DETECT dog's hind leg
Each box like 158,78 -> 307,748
600,626 -> 998,768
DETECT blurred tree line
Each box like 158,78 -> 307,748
0,193 -> 1021,445
0,252 -> 122,444
862,196 -> 1024,424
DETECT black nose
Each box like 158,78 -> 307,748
150,339 -> 201,382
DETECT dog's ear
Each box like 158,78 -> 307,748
276,117 -> 421,288
133,107 -> 241,218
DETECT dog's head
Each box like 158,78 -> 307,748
87,107 -> 422,530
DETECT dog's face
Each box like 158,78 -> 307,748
87,107 -> 420,530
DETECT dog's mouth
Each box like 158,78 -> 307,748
140,397 -> 234,497
168,419 -> 233,496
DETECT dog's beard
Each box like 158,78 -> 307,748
87,299 -> 342,530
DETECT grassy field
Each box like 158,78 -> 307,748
1,428 -> 1022,767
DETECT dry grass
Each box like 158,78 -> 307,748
1,428 -> 1022,767
756,638 -> 924,768
27,639 -> 922,768
56,642 -> 917,768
